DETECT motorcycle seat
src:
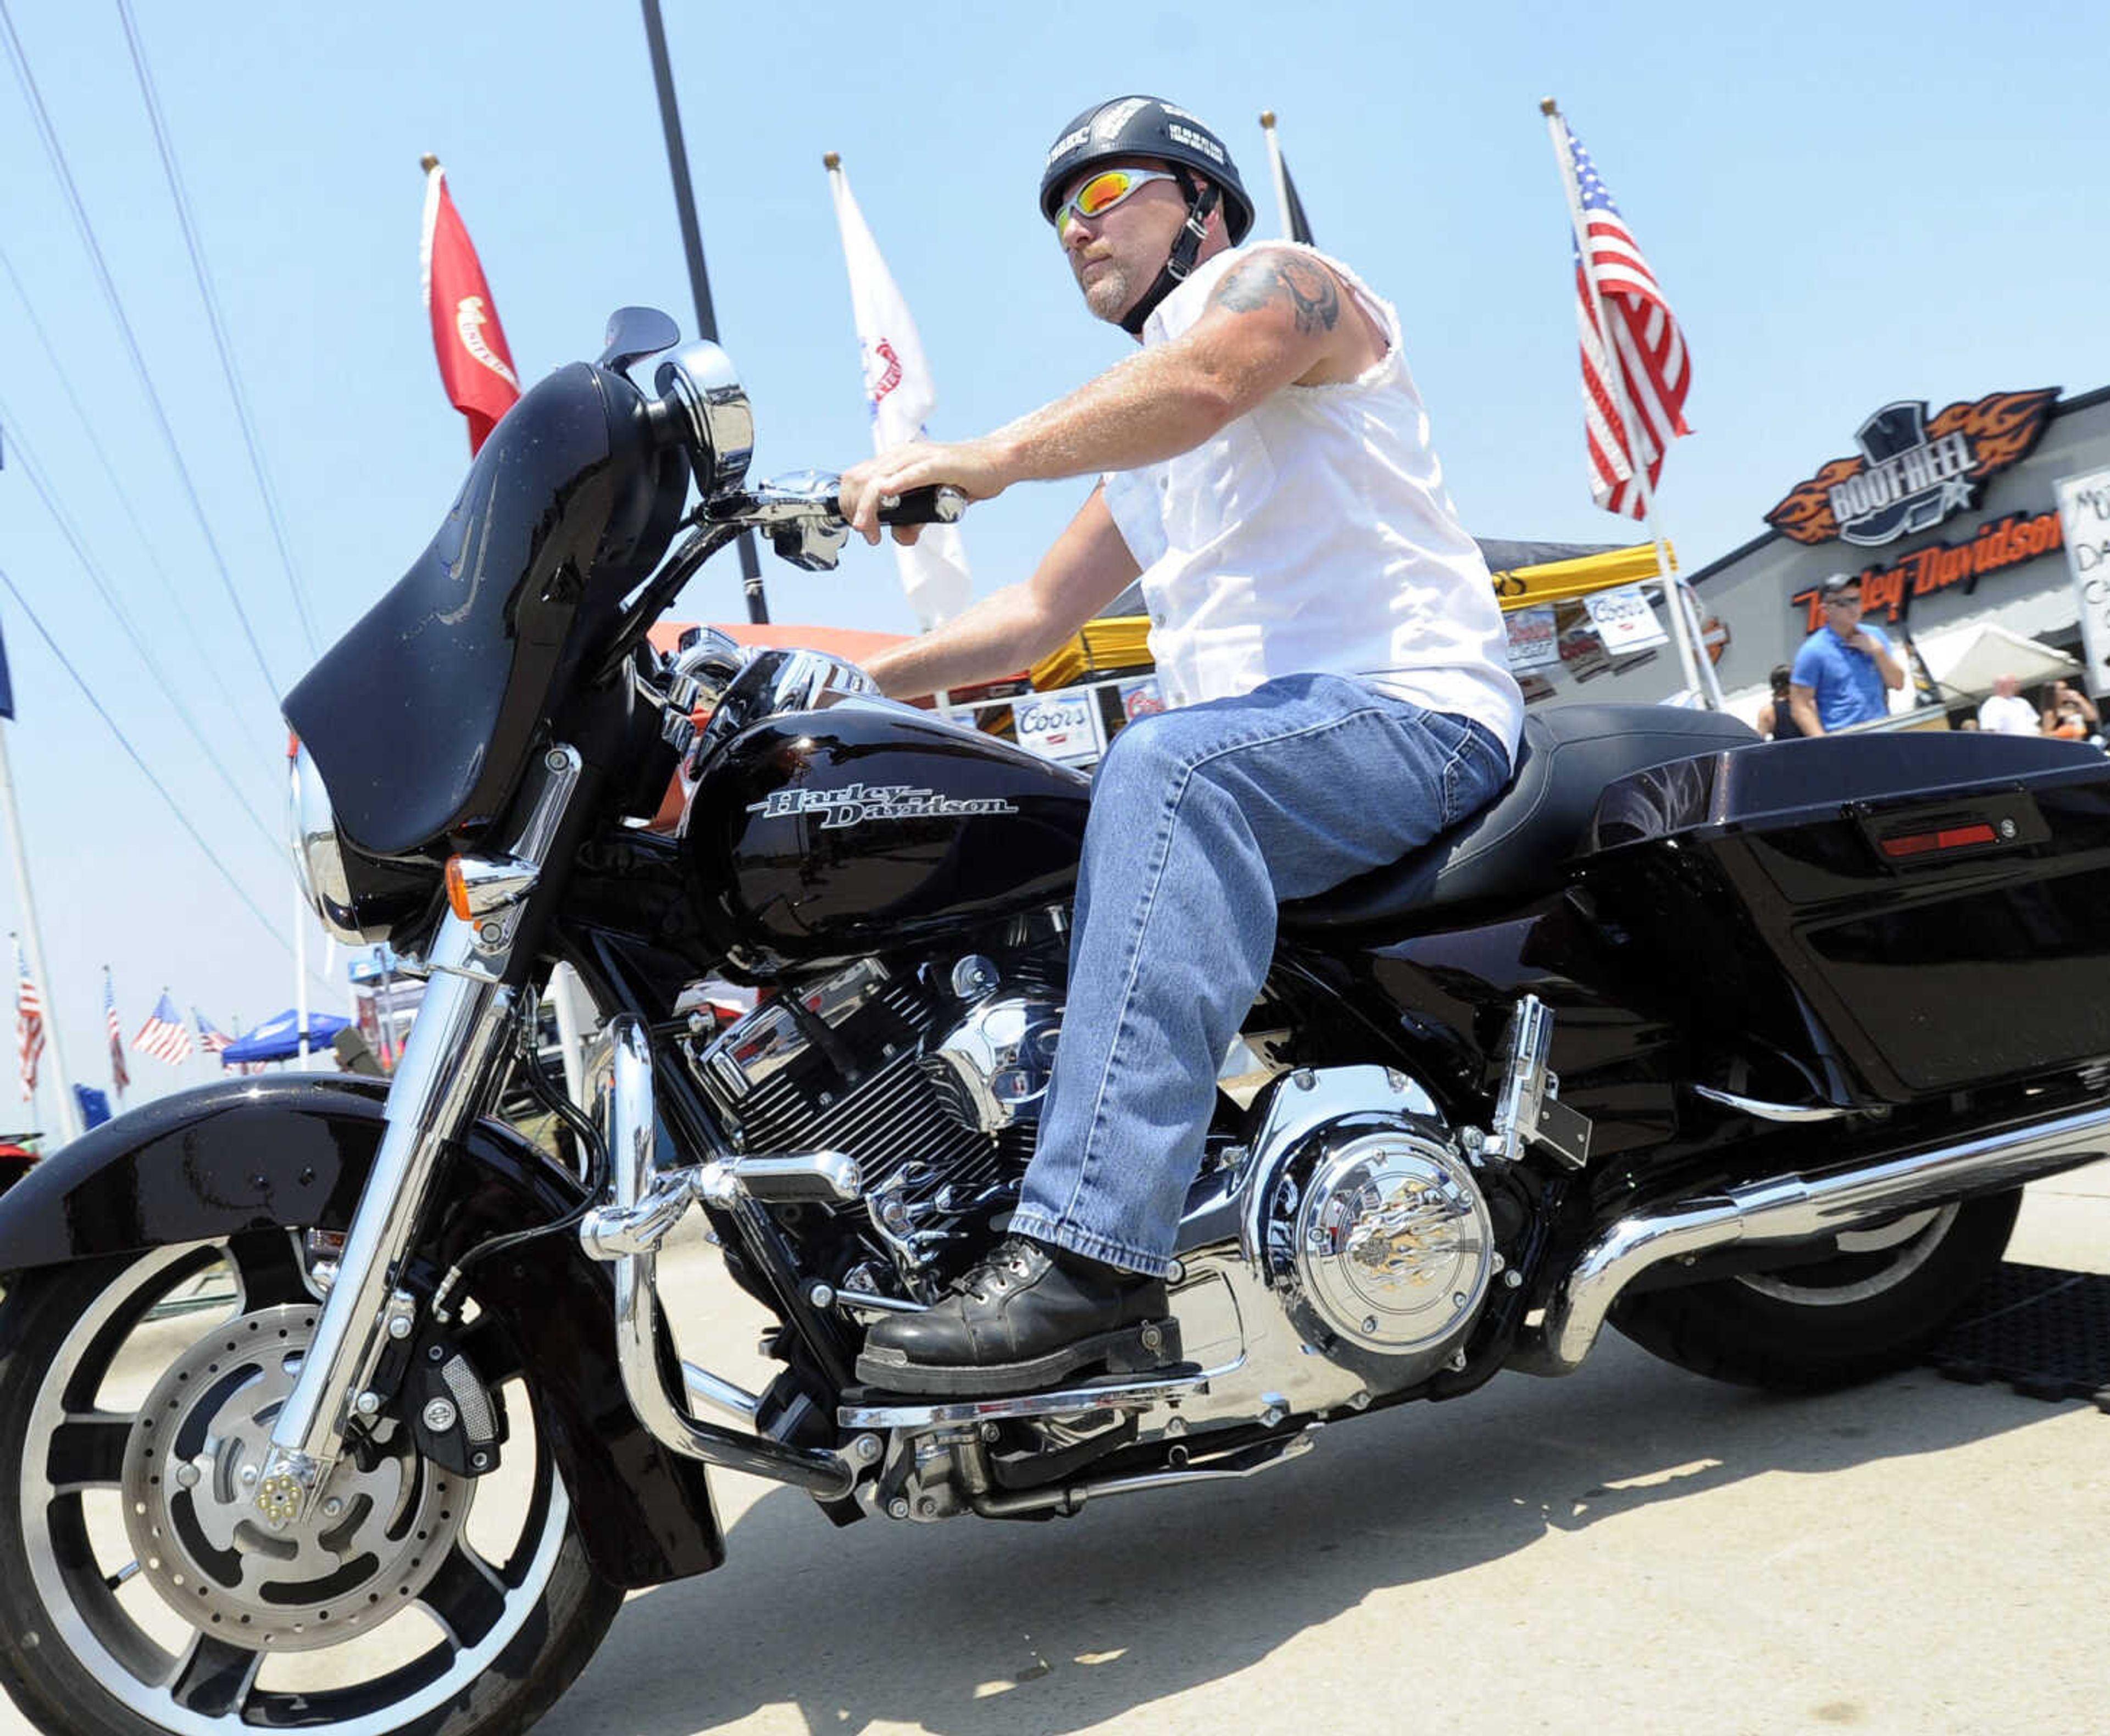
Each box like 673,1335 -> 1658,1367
1279,703 -> 1759,935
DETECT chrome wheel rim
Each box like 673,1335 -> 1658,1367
18,1233 -> 570,1734
1736,1204 -> 1959,1306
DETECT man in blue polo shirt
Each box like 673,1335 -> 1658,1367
1789,573 -> 1904,735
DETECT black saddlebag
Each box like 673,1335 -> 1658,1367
1576,729 -> 2110,1102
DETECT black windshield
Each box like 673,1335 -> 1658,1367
285,363 -> 686,856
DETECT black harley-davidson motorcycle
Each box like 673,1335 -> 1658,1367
5,308 -> 2109,1735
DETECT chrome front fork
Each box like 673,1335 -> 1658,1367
253,746 -> 580,1529
591,1015 -> 860,1498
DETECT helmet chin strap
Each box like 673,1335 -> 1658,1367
1118,171 -> 1221,338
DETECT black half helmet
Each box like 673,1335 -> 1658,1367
1039,95 -> 1256,244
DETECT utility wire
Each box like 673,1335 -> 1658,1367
0,395 -> 280,851
115,0 -> 320,659
0,241 -> 262,754
0,0 -> 284,707
0,560 -> 294,958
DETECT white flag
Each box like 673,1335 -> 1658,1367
827,162 -> 974,629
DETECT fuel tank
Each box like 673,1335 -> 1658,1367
683,702 -> 1092,973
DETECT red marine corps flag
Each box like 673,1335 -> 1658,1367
420,154 -> 521,454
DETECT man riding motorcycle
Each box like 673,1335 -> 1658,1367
837,94 -> 1525,1394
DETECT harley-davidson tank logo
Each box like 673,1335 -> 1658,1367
746,783 -> 1021,830
1764,388 -> 2058,548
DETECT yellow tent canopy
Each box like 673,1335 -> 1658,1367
1490,541 -> 1674,613
1030,541 -> 1673,689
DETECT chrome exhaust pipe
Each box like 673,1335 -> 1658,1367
1512,1097 -> 2110,1376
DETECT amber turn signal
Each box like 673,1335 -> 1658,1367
445,855 -> 474,922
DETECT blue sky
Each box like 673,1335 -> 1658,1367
1,0 -> 2102,1128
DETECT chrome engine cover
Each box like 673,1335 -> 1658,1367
1265,1123 -> 1492,1363
919,994 -> 1063,1133
1220,1065 -> 1495,1400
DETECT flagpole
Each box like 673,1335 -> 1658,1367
638,0 -> 769,624
1259,111 -> 1293,240
0,720 -> 78,1139
1540,98 -> 1722,710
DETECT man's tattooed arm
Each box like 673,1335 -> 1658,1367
1211,252 -> 1341,334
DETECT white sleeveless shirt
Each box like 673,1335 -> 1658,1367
1101,243 -> 1524,763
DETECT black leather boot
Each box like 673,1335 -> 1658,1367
856,1237 -> 1176,1396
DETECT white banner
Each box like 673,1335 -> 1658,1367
1505,604 -> 1561,672
1012,687 -> 1106,766
1582,583 -> 1669,655
2056,468 -> 2110,697
828,164 -> 974,628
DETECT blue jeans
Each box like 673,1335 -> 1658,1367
1008,674 -> 1512,1276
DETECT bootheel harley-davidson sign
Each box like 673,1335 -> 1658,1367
1765,388 -> 2059,548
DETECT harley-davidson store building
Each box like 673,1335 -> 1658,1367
1594,383 -> 2110,722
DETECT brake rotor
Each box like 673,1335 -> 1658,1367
119,1301 -> 470,1651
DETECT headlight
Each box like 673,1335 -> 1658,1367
287,741 -> 363,944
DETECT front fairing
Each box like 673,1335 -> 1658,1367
284,363 -> 688,858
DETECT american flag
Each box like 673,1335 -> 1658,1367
13,936 -> 42,1101
193,1008 -> 233,1056
1561,117 -> 1691,519
132,991 -> 195,1066
104,969 -> 130,1097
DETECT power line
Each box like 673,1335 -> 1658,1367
115,0 -> 321,660
0,394 -> 280,851
0,0 -> 285,708
0,241 -> 264,755
0,560 -> 300,963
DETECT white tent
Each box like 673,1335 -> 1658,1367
1911,620 -> 2079,701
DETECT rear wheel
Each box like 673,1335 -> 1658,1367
1609,1190 -> 2020,1392
0,1232 -> 624,1736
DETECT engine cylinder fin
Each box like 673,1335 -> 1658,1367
684,963 -> 1044,1292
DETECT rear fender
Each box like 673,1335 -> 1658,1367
0,1075 -> 724,1589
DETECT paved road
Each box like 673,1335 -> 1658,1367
3,1167 -> 2103,1736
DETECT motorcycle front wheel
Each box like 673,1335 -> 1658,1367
0,1231 -> 623,1736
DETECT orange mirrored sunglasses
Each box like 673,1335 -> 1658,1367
1053,167 -> 1178,238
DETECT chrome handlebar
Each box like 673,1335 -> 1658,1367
703,471 -> 968,572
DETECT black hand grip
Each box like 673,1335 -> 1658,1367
857,485 -> 968,526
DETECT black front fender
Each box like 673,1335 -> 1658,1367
0,1075 -> 724,1589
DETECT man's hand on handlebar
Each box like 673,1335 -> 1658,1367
839,438 -> 1012,546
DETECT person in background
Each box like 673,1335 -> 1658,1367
1754,664 -> 1806,739
1976,672 -> 2041,737
1788,574 -> 1904,736
2041,680 -> 2100,742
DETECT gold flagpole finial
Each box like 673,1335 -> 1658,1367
420,152 -> 440,173
822,152 -> 841,171
1259,110 -> 1276,129
1538,97 -> 1559,116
